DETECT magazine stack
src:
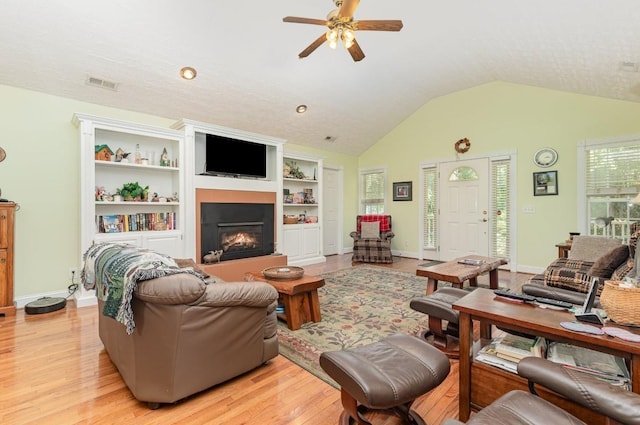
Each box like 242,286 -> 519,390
475,333 -> 546,373
547,341 -> 630,390
475,333 -> 630,389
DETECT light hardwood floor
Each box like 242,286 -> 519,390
0,255 -> 532,425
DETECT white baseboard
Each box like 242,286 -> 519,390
14,290 -> 72,309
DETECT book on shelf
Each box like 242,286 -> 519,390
97,212 -> 176,233
101,215 -> 123,233
547,341 -> 630,389
475,334 -> 547,374
475,341 -> 518,373
495,333 -> 546,361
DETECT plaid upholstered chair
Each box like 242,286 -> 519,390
350,215 -> 394,263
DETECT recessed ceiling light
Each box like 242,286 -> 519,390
180,67 -> 197,80
296,104 -> 307,113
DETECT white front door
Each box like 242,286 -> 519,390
439,158 -> 490,260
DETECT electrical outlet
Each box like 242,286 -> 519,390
404,240 -> 409,248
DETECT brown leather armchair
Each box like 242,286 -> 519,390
97,272 -> 279,409
444,357 -> 640,425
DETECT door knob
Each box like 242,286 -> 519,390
482,218 -> 488,222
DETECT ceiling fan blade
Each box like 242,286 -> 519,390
347,39 -> 365,62
298,34 -> 328,58
338,0 -> 360,19
356,20 -> 403,31
283,16 -> 329,26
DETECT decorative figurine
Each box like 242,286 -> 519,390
160,148 -> 170,166
203,250 -> 223,264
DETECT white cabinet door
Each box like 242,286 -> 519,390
144,231 -> 183,258
283,226 -> 302,259
302,226 -> 320,257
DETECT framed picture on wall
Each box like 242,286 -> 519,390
393,181 -> 413,201
533,171 -> 558,196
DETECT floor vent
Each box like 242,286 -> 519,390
86,76 -> 119,91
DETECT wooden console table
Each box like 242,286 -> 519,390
453,288 -> 640,424
416,255 -> 507,295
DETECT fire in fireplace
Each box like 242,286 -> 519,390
201,203 -> 275,262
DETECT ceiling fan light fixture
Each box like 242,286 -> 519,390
180,67 -> 197,80
326,29 -> 339,42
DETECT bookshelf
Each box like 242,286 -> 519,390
74,113 -> 186,262
281,152 -> 325,266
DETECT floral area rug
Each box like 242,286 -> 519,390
276,265 -> 432,388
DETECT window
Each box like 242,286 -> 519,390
449,166 -> 478,181
359,168 -> 386,214
491,159 -> 511,259
583,139 -> 640,241
423,167 -> 438,249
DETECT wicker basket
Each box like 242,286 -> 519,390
283,215 -> 298,224
600,280 -> 640,327
262,266 -> 304,280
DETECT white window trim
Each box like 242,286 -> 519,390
577,133 -> 640,235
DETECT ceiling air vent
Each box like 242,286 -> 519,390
86,76 -> 119,91
620,62 -> 639,72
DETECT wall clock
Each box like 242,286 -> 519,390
533,147 -> 558,167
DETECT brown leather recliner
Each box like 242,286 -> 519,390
97,272 -> 279,409
444,357 -> 640,425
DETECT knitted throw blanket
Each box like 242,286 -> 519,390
82,242 -> 201,334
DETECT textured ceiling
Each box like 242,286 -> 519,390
2,0 -> 640,156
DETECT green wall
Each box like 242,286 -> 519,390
4,80 -> 640,301
0,84 -> 358,300
360,81 -> 640,269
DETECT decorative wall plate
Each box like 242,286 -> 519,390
0,147 -> 6,162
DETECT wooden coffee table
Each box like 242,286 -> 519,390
416,255 -> 508,295
245,271 -> 324,330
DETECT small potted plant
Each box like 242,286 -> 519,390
116,182 -> 149,201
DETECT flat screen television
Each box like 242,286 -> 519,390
205,134 -> 267,178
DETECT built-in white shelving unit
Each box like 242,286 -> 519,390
74,113 -> 186,306
282,152 -> 325,266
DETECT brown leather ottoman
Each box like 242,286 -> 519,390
319,333 -> 450,425
410,287 -> 469,359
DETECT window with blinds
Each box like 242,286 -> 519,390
423,167 -> 438,249
359,169 -> 386,214
491,159 -> 511,259
585,143 -> 640,240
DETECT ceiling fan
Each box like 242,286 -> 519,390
283,0 -> 403,62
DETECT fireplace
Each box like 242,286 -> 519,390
201,202 -> 275,262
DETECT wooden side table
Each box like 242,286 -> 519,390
245,271 -> 324,330
555,242 -> 571,258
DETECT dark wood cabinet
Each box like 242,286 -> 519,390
0,203 -> 16,316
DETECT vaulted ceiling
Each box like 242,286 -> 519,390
2,0 -> 640,155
